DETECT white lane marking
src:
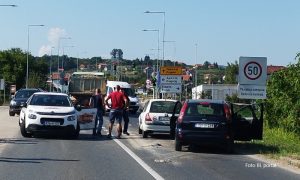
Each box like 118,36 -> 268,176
114,138 -> 164,180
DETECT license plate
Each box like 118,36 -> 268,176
44,121 -> 60,126
159,117 -> 169,121
195,123 -> 214,128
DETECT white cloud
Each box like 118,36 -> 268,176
38,27 -> 67,56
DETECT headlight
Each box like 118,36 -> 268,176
28,113 -> 37,119
10,100 -> 17,106
67,115 -> 76,121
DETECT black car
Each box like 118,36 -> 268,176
9,88 -> 43,116
172,99 -> 263,153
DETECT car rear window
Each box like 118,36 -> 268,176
15,90 -> 39,98
150,101 -> 176,113
185,102 -> 225,117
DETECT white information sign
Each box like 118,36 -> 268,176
160,75 -> 182,84
239,57 -> 267,85
238,84 -> 266,99
160,84 -> 182,93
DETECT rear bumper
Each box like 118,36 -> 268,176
9,106 -> 21,113
176,130 -> 230,145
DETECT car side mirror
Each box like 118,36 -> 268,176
75,104 -> 82,111
20,102 -> 27,108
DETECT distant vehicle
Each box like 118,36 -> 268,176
105,81 -> 140,114
19,92 -> 81,138
173,99 -> 263,152
138,99 -> 180,138
9,88 -> 43,116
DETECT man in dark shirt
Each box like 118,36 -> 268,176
89,88 -> 104,136
105,85 -> 128,138
121,88 -> 130,135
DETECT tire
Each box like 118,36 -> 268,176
9,111 -> 15,116
20,120 -> 31,138
72,123 -> 80,139
175,137 -> 182,151
138,126 -> 142,134
142,130 -> 148,138
225,139 -> 234,154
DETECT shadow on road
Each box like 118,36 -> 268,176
0,157 -> 79,164
0,138 -> 38,145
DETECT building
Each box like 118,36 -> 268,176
192,84 -> 237,100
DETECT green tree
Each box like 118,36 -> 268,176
265,58 -> 300,135
224,61 -> 238,84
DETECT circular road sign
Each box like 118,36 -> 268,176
243,61 -> 262,80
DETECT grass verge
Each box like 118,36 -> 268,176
235,127 -> 300,168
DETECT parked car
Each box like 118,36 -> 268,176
19,92 -> 81,138
138,99 -> 180,138
9,88 -> 43,116
174,99 -> 263,152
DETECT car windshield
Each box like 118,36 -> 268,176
185,103 -> 225,117
150,101 -> 176,113
29,94 -> 72,107
15,90 -> 38,99
122,88 -> 135,97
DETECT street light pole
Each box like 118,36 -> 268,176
0,4 -> 17,7
26,24 -> 44,89
143,29 -> 159,72
49,46 -> 55,91
164,40 -> 176,65
57,37 -> 71,72
195,43 -> 198,88
144,11 -> 166,66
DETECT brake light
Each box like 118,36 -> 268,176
145,113 -> 152,122
178,103 -> 187,123
224,103 -> 231,122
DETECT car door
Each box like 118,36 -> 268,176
170,101 -> 182,138
231,103 -> 263,141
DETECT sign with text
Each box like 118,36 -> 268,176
238,84 -> 266,99
239,57 -> 267,85
160,75 -> 182,84
160,66 -> 182,75
160,84 -> 182,93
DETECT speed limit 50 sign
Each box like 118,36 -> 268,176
239,57 -> 267,85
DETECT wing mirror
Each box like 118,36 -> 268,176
20,102 -> 27,108
75,104 -> 82,111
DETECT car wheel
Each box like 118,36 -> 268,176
225,139 -> 234,154
9,111 -> 15,116
72,123 -> 80,139
142,130 -> 148,138
20,120 -> 31,138
175,137 -> 182,151
138,126 -> 142,134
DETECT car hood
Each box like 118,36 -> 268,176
12,98 -> 29,103
28,106 -> 75,114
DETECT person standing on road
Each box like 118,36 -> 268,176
121,88 -> 130,135
89,88 -> 105,136
105,85 -> 128,138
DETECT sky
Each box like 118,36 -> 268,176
1,0 -> 300,66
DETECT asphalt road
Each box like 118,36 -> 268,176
0,106 -> 299,180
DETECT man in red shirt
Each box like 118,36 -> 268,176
105,85 -> 128,138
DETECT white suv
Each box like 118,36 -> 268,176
19,92 -> 80,138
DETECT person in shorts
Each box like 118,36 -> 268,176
105,85 -> 128,138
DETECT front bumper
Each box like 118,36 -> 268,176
26,124 -> 76,134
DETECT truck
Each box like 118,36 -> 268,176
105,80 -> 140,114
68,72 -> 107,134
